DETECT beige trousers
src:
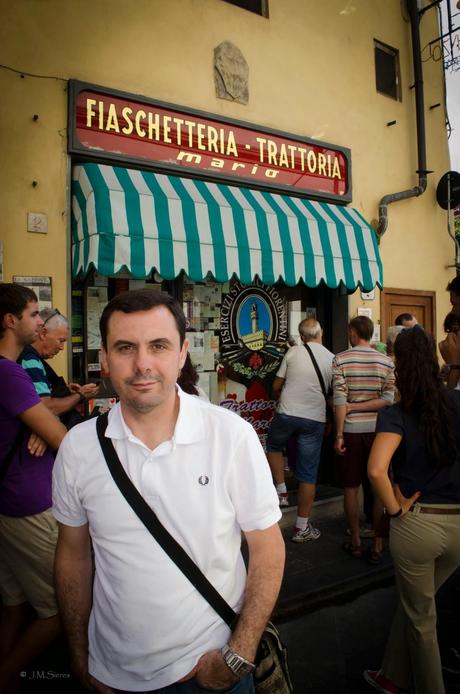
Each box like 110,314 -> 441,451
382,504 -> 460,694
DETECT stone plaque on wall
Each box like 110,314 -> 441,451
214,41 -> 249,104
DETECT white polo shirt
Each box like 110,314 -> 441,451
52,387 -> 280,692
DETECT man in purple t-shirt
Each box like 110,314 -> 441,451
0,283 -> 66,691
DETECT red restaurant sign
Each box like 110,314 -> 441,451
69,81 -> 352,202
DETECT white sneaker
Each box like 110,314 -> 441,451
291,522 -> 321,543
278,493 -> 289,508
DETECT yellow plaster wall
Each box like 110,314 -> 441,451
0,0 -> 454,374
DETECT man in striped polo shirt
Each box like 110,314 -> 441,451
19,309 -> 99,422
333,316 -> 395,561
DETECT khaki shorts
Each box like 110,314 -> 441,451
0,508 -> 58,618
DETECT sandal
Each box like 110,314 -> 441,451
342,541 -> 363,558
366,548 -> 383,565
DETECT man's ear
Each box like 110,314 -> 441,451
100,345 -> 109,375
179,339 -> 190,370
3,313 -> 17,330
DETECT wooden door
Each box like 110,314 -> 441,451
380,288 -> 436,339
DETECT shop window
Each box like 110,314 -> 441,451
182,277 -> 223,402
222,0 -> 269,17
374,40 -> 401,101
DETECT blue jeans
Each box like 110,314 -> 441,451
266,413 -> 325,483
115,674 -> 254,694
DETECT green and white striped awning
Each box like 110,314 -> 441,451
71,163 -> 383,290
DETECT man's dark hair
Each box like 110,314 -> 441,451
447,276 -> 460,297
177,353 -> 199,396
0,283 -> 38,338
99,289 -> 186,348
395,313 -> 414,326
348,315 -> 374,341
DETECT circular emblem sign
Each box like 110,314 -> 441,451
219,279 -> 287,382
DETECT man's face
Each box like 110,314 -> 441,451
450,292 -> 460,318
101,306 -> 189,415
41,324 -> 69,358
15,301 -> 43,347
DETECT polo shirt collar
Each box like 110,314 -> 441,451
351,345 -> 374,351
19,344 -> 41,361
105,386 -> 206,445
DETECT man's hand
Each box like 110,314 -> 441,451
68,383 -> 100,398
439,332 -> 460,365
27,432 -> 47,457
195,649 -> 239,691
80,383 -> 100,398
71,655 -> 114,693
334,435 -> 346,455
87,675 -> 115,693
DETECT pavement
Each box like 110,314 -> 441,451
273,493 -> 395,622
273,489 -> 460,693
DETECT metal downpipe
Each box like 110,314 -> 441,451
376,0 -> 428,240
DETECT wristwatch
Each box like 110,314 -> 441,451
221,644 -> 255,678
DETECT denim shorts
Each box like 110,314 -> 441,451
266,412 -> 325,484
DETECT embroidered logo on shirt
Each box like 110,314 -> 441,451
198,475 -> 209,486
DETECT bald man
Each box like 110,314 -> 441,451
19,308 -> 98,424
266,318 -> 334,542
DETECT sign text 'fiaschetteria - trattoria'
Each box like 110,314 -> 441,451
70,82 -> 351,201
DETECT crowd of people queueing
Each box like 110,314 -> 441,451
1,278 -> 460,694
264,280 -> 460,694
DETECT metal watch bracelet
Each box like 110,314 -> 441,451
221,643 -> 255,678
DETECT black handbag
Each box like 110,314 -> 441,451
96,412 -> 293,694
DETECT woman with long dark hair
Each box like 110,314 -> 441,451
177,353 -> 209,400
364,326 -> 460,694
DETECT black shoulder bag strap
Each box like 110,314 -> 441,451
95,412 -> 237,629
303,343 -> 328,400
0,355 -> 25,483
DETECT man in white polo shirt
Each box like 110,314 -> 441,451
52,289 -> 284,694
